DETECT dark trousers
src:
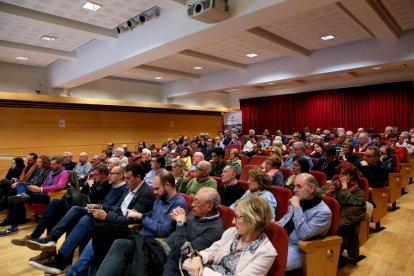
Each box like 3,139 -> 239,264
338,224 -> 360,259
31,199 -> 68,238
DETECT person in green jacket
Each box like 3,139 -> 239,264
179,161 -> 217,196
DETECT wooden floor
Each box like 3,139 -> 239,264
1,185 -> 414,275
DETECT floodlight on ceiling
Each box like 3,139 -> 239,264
116,25 -> 127,34
16,56 -> 29,60
115,6 -> 159,35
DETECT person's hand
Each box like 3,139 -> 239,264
289,196 -> 301,207
86,204 -> 102,210
126,209 -> 143,220
88,209 -> 107,220
339,176 -> 349,189
171,207 -> 186,223
360,160 -> 368,166
27,185 -> 41,193
182,256 -> 204,276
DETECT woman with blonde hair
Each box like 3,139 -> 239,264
183,195 -> 277,275
171,158 -> 189,191
227,149 -> 242,176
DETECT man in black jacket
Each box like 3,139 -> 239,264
359,146 -> 388,188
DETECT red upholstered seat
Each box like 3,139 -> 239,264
239,154 -> 249,168
218,205 -> 235,230
239,165 -> 261,181
270,186 -> 293,221
266,223 -> 288,276
211,176 -> 223,190
321,195 -> 340,236
248,155 -> 267,166
227,144 -> 242,152
278,168 -> 293,182
309,170 -> 327,187
238,180 -> 249,191
179,192 -> 194,211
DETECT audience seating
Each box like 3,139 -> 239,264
298,196 -> 342,276
227,144 -> 242,153
25,189 -> 68,219
309,170 -> 327,187
238,180 -> 249,191
239,165 -> 261,181
369,179 -> 390,232
218,205 -> 235,230
279,168 -> 293,182
179,193 -> 194,211
269,186 -> 292,221
356,177 -> 370,246
211,176 -> 223,189
266,223 -> 288,276
388,154 -> 403,210
134,157 -> 142,164
262,149 -> 270,156
239,154 -> 249,168
311,158 -> 318,166
248,155 -> 267,166
354,152 -> 364,160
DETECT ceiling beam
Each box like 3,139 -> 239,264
103,76 -> 163,86
247,27 -> 311,58
338,0 -> 399,40
0,2 -> 117,41
136,65 -> 200,79
178,50 -> 247,71
0,40 -> 75,59
344,71 -> 359,78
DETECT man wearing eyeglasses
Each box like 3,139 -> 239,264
180,161 -> 217,196
359,146 -> 388,188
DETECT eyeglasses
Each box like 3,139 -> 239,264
234,214 -> 244,222
196,167 -> 206,172
380,152 -> 387,155
109,172 -> 121,175
364,154 -> 377,158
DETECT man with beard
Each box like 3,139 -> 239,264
278,173 -> 332,271
95,188 -> 223,276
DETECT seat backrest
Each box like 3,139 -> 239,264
248,155 -> 267,166
321,196 -> 340,236
311,158 -> 318,166
219,205 -> 235,230
395,146 -> 408,163
278,168 -> 293,181
134,157 -> 142,164
179,192 -> 194,211
171,152 -> 179,158
391,154 -> 401,173
227,144 -> 242,152
270,186 -> 293,221
239,165 -> 261,181
238,180 -> 249,191
266,223 -> 288,276
309,170 -> 327,187
239,154 -> 249,168
211,176 -> 223,189
357,177 -> 370,202
354,152 -> 364,160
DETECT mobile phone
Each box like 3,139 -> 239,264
180,241 -> 194,257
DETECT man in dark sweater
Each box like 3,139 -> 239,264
96,187 -> 224,276
313,145 -> 341,181
359,146 -> 388,188
218,165 -> 245,207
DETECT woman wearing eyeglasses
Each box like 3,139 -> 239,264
171,158 -> 189,191
227,149 -> 242,176
182,195 -> 276,276
230,168 -> 276,221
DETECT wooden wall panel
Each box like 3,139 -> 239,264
0,107 -> 223,174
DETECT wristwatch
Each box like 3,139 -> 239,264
177,219 -> 185,226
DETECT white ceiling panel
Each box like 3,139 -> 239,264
262,3 -> 372,51
1,0 -> 157,29
0,45 -> 58,66
112,68 -> 181,83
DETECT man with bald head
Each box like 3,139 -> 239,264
278,173 -> 332,271
355,132 -> 371,153
218,165 -> 245,207
97,187 -> 224,275
179,161 -> 217,196
73,152 -> 92,183
113,147 -> 128,167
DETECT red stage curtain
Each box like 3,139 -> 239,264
240,81 -> 413,135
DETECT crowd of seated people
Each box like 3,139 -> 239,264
0,125 -> 412,275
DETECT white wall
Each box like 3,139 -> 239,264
58,78 -> 163,102
0,62 -> 48,94
167,92 -> 230,108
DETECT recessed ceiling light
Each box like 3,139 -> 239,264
41,35 -> 57,41
246,53 -> 258,58
16,56 -> 29,60
82,1 -> 102,11
155,76 -> 163,80
321,34 -> 335,41
231,88 -> 237,91
372,66 -> 382,70
268,82 -> 274,85
193,66 -> 203,70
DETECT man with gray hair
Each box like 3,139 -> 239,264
113,147 -> 128,167
355,132 -> 371,153
96,187 -> 224,275
244,129 -> 256,144
179,161 -> 217,196
278,173 -> 332,271
218,165 -> 245,207
282,142 -> 313,170
188,151 -> 204,172
63,152 -> 76,171
396,131 -> 414,154
359,146 -> 388,188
